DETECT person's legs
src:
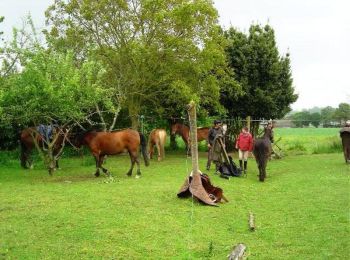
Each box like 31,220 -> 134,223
243,151 -> 249,174
238,150 -> 243,169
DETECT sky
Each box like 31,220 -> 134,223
1,0 -> 349,111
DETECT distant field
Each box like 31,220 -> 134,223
271,128 -> 341,155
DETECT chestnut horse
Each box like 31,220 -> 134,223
20,126 -> 64,169
148,128 -> 167,161
253,126 -> 274,182
170,122 -> 209,149
74,129 -> 149,177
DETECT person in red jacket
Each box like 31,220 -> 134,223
235,126 -> 253,174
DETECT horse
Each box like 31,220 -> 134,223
148,128 -> 167,161
253,126 -> 274,182
73,129 -> 149,177
340,124 -> 350,164
170,122 -> 209,149
20,126 -> 65,169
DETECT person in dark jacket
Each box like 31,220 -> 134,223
340,120 -> 350,164
206,120 -> 223,170
235,126 -> 253,174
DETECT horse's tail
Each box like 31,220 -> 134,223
20,139 -> 28,168
139,133 -> 150,166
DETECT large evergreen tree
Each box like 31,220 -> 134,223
223,24 -> 298,127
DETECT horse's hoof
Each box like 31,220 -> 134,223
135,175 -> 141,179
94,173 -> 100,177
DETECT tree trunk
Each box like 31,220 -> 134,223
128,102 -> 140,130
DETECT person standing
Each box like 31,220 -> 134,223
340,120 -> 350,164
206,120 -> 223,171
235,126 -> 253,174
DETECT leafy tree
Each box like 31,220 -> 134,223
310,112 -> 321,128
334,103 -> 350,122
291,111 -> 311,127
224,24 -> 298,133
320,106 -> 335,126
45,0 -> 233,129
0,46 -> 114,173
0,16 -> 3,39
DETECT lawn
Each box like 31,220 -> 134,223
0,149 -> 349,259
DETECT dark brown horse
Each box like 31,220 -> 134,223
340,124 -> 350,164
148,128 -> 167,161
74,129 -> 149,177
170,122 -> 209,149
253,126 -> 274,182
20,126 -> 65,169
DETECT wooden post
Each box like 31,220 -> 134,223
187,101 -> 199,176
249,212 -> 255,231
246,116 -> 251,131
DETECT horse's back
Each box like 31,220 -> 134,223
86,129 -> 140,155
253,138 -> 271,157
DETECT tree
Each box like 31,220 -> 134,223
320,106 -> 335,126
291,111 -> 311,127
223,24 -> 298,133
0,47 -> 114,173
45,0 -> 233,129
334,103 -> 350,122
310,112 -> 321,128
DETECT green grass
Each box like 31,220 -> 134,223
0,151 -> 349,259
274,128 -> 342,155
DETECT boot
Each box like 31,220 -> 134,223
244,161 -> 248,175
239,160 -> 243,170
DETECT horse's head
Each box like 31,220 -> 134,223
222,124 -> 228,135
67,131 -> 85,148
264,126 -> 274,143
171,123 -> 179,135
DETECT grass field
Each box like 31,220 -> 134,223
0,145 -> 349,259
273,128 -> 341,155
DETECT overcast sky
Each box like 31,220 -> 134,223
1,0 -> 349,111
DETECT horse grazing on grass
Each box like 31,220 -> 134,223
74,129 -> 149,177
20,126 -> 65,169
170,122 -> 209,150
253,126 -> 274,182
148,128 -> 167,161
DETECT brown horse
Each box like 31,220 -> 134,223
148,128 -> 167,161
170,122 -> 209,149
74,129 -> 149,177
253,126 -> 274,182
20,126 -> 65,169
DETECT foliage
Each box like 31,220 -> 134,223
334,103 -> 350,122
0,152 -> 348,259
45,0 -> 236,128
0,49 -> 109,126
223,24 -> 298,122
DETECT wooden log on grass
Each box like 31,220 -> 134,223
249,212 -> 255,231
227,243 -> 246,260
